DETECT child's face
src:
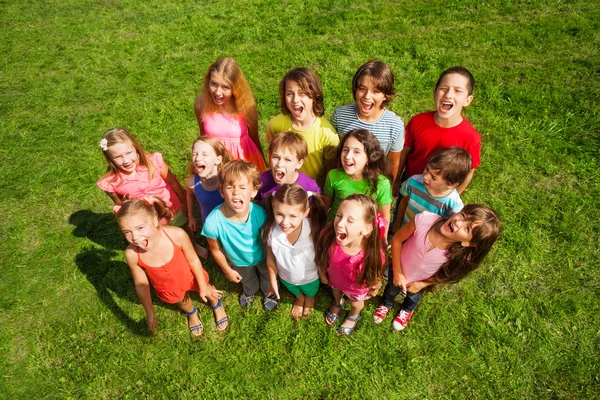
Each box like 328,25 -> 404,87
355,76 -> 387,121
273,200 -> 308,235
107,141 -> 139,174
422,165 -> 456,194
209,72 -> 233,107
341,136 -> 368,179
192,141 -> 222,179
434,73 -> 473,122
219,175 -> 258,215
119,212 -> 159,250
269,146 -> 304,185
441,211 -> 477,247
284,80 -> 315,124
334,199 -> 373,248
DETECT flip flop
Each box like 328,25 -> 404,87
211,299 -> 229,331
185,306 -> 203,337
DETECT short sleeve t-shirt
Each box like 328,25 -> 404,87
324,168 -> 393,219
268,219 -> 318,285
400,174 -> 463,226
403,112 -> 481,180
331,104 -> 405,155
201,202 -> 267,267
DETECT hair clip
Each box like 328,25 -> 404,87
99,138 -> 108,151
271,191 -> 277,197
112,205 -> 122,214
374,212 -> 387,238
306,191 -> 313,198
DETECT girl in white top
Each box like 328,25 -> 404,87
262,184 -> 328,319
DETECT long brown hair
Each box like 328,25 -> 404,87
261,184 -> 327,249
336,129 -> 389,195
315,194 -> 385,288
100,127 -> 156,183
433,204 -> 500,284
278,67 -> 325,117
115,197 -> 174,226
200,57 -> 258,135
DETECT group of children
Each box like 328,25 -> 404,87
96,57 -> 500,337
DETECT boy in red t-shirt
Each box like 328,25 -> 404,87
391,66 -> 481,234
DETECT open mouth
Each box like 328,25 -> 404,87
232,199 -> 244,208
292,106 -> 304,117
135,239 -> 149,249
275,170 -> 286,182
360,100 -> 374,112
343,161 -> 354,169
440,101 -> 453,112
446,221 -> 455,233
195,164 -> 206,174
336,231 -> 347,241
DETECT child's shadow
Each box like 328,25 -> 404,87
69,210 -> 125,250
74,246 -> 166,336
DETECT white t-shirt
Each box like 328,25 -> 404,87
269,219 -> 318,285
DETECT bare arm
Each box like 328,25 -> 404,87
186,187 -> 197,231
247,107 -> 266,160
392,196 -> 409,235
386,151 -> 401,185
161,161 -> 188,216
378,203 -> 391,245
456,168 -> 475,195
194,97 -> 204,134
104,191 -> 123,206
266,246 -> 280,299
206,238 -> 242,283
390,218 -> 416,292
393,146 -> 411,197
124,249 -> 157,331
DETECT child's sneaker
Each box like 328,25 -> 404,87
263,294 -> 278,311
239,294 -> 254,309
373,304 -> 391,324
392,309 -> 413,331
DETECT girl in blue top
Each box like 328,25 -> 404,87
185,137 -> 231,231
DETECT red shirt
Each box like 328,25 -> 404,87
403,112 -> 481,180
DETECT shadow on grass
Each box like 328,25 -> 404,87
69,209 -> 124,250
75,246 -> 165,336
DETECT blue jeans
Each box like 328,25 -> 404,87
381,277 -> 425,312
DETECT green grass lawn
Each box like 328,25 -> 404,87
1,0 -> 599,398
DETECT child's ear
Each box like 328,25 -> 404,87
447,182 -> 460,189
296,158 -> 305,169
215,155 -> 223,165
361,223 -> 374,237
303,206 -> 310,218
464,94 -> 473,107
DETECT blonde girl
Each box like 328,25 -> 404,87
194,57 -> 267,171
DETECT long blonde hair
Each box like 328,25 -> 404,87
100,127 -> 156,183
200,57 -> 258,137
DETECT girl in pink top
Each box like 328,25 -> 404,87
194,57 -> 267,172
374,205 -> 500,331
97,127 -> 208,258
316,194 -> 386,336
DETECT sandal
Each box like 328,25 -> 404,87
324,299 -> 345,326
338,314 -> 361,336
211,299 -> 229,331
185,306 -> 203,337
263,294 -> 278,311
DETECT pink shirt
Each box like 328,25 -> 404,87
97,152 -> 182,213
400,211 -> 448,284
327,243 -> 385,299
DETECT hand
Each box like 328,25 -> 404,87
225,269 -> 243,284
188,218 -> 197,232
368,285 -> 381,296
146,316 -> 158,333
393,272 -> 407,293
320,274 -> 329,285
199,287 -> 223,302
270,280 -> 280,300
407,281 -> 428,293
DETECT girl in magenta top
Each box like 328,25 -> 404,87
194,57 -> 267,172
316,194 -> 386,336
97,127 -> 208,258
374,205 -> 500,331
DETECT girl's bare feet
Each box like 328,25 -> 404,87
291,296 -> 304,320
303,296 -> 315,317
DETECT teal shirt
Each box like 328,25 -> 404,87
202,202 -> 267,267
324,168 -> 393,220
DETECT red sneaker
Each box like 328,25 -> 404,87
392,309 -> 413,331
373,304 -> 391,324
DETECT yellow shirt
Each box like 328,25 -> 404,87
266,113 -> 340,183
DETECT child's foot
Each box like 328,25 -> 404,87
263,294 -> 278,311
338,314 -> 361,336
194,243 -> 209,259
185,307 -> 203,337
325,300 -> 344,326
239,294 -> 254,309
392,309 -> 413,331
291,297 -> 304,320
211,299 -> 228,331
373,303 -> 391,324
302,296 -> 315,317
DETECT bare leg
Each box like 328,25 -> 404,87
291,295 -> 305,320
339,299 -> 364,331
325,289 -> 345,325
206,285 -> 228,330
177,295 -> 203,336
182,224 -> 209,259
303,296 -> 315,317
